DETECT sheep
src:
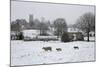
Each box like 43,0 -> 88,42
56,48 -> 62,51
42,47 -> 52,51
73,46 -> 79,50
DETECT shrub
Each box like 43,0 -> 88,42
18,32 -> 24,40
61,32 -> 72,42
76,33 -> 84,41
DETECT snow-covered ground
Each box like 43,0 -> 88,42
11,40 -> 95,66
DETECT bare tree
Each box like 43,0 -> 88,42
37,22 -> 49,35
37,17 -> 49,35
34,19 -> 40,29
11,19 -> 27,31
53,18 -> 67,38
11,19 -> 21,32
76,12 -> 95,41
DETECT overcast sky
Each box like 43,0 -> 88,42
11,1 -> 95,25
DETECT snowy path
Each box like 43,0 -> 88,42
11,40 -> 95,66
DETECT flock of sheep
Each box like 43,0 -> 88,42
42,46 -> 79,52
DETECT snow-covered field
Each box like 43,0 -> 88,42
11,40 -> 95,66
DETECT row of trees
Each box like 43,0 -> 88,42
11,12 -> 95,42
11,17 -> 68,37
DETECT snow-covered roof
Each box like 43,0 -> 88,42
67,27 -> 82,33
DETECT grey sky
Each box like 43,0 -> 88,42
11,1 -> 95,25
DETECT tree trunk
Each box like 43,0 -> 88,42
87,30 -> 90,42
87,22 -> 90,42
87,33 -> 89,42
